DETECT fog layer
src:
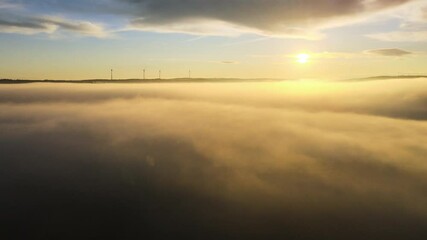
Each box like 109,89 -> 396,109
2,79 -> 427,239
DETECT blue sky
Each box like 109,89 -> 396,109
0,0 -> 426,79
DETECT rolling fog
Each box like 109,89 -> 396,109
2,78 -> 427,239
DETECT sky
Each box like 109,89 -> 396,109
0,0 -> 426,80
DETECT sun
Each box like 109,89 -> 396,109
296,53 -> 310,64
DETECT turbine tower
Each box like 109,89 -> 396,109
189,70 -> 191,79
143,69 -> 146,80
159,70 -> 161,79
111,69 -> 113,81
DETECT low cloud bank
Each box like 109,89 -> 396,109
1,79 -> 427,239
1,78 -> 427,120
366,48 -> 412,56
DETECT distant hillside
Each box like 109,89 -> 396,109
0,78 -> 285,84
2,75 -> 426,84
345,75 -> 427,82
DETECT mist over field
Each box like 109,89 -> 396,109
2,78 -> 427,239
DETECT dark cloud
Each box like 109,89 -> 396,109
120,0 -> 415,37
0,0 -> 20,9
2,80 -> 427,239
4,0 -> 417,38
367,48 -> 413,56
0,12 -> 107,37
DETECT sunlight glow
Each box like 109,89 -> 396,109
296,53 -> 310,64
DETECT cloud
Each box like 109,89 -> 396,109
119,0 -> 415,38
0,0 -> 418,39
0,1 -> 21,9
367,2 -> 427,42
0,14 -> 109,37
0,1 -> 110,38
220,61 -> 238,64
368,30 -> 427,42
2,80 -> 427,239
2,78 -> 427,120
366,48 -> 413,56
